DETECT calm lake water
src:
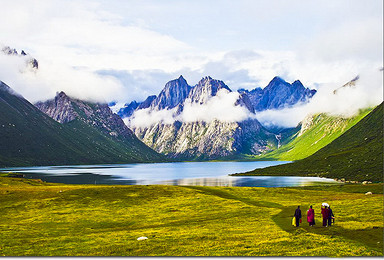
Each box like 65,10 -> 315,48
0,161 -> 338,187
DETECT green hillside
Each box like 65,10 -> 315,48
235,103 -> 383,182
256,108 -> 372,160
0,82 -> 165,167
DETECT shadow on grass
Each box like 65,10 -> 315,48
185,186 -> 383,254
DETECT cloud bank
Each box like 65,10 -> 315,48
125,89 -> 253,128
0,50 -> 124,103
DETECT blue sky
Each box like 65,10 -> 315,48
0,0 -> 383,103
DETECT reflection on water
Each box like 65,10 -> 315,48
0,161 -> 338,187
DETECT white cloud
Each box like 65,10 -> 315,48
125,107 -> 178,129
181,90 -> 252,123
126,89 -> 253,128
0,51 -> 124,103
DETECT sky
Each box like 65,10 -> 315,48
0,0 -> 383,126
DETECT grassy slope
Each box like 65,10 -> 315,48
0,84 -> 165,167
0,177 -> 382,256
256,108 -> 372,160
236,103 -> 383,182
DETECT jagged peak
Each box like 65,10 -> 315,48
1,46 -> 18,55
199,76 -> 213,83
292,79 -> 303,85
195,76 -> 232,93
292,80 -> 305,89
164,75 -> 189,89
270,76 -> 285,83
56,91 -> 69,98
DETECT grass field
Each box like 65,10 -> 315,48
0,176 -> 382,256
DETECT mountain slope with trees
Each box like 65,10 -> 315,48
0,81 -> 165,167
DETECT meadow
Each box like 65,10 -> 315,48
0,176 -> 382,256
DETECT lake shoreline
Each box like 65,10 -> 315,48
3,160 -> 372,187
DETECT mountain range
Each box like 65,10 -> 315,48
117,75 -> 316,159
118,75 -> 315,118
0,47 -> 382,183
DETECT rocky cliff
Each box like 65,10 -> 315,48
133,119 -> 276,159
35,92 -> 137,140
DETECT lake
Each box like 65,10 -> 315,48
0,161 -> 338,187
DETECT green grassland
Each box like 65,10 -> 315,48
255,108 -> 373,161
0,176 -> 382,256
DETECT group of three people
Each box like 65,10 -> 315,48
293,205 -> 334,227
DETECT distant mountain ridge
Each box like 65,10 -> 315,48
118,75 -> 316,118
238,76 -> 316,111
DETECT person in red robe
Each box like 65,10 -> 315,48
307,205 -> 315,226
321,205 -> 330,227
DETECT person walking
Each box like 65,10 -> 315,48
328,206 -> 334,226
321,205 -> 330,227
294,206 -> 302,227
307,205 -> 315,226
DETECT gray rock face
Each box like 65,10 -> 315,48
133,119 -> 276,159
188,76 -> 231,104
35,91 -> 135,139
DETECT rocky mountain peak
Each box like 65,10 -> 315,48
333,75 -> 360,94
188,76 -> 231,104
1,45 -> 38,69
117,100 -> 140,118
150,76 -> 192,110
35,91 -> 76,123
2,46 -> 18,55
292,80 -> 304,88
36,92 -> 135,139
265,76 -> 289,89
55,91 -> 70,100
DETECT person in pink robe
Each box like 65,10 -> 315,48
307,205 -> 315,226
321,205 -> 330,226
